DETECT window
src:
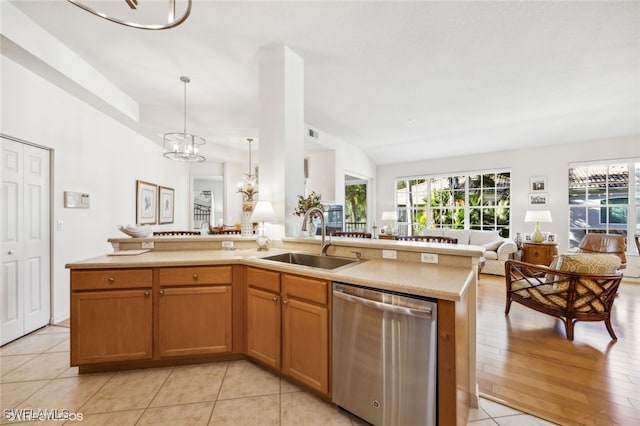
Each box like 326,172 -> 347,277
568,160 -> 640,251
345,182 -> 367,231
396,170 -> 511,237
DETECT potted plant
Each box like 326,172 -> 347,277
293,191 -> 323,236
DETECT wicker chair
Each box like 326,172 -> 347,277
331,231 -> 372,238
396,235 -> 458,244
578,233 -> 627,269
505,254 -> 623,340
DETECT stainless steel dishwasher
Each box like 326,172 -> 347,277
332,282 -> 437,426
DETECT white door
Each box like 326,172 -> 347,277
1,138 -> 50,345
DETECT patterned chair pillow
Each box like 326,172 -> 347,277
557,254 -> 621,312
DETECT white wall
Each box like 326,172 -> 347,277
304,126 -> 377,228
305,150 -> 336,201
377,135 -> 640,253
1,56 -> 192,323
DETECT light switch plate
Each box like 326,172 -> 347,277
382,250 -> 397,259
421,253 -> 439,263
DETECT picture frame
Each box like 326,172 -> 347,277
529,192 -> 548,205
136,180 -> 157,224
530,176 -> 546,192
546,233 -> 557,243
158,186 -> 175,224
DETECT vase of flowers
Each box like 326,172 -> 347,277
293,191 -> 323,237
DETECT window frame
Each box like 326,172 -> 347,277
568,159 -> 639,253
395,169 -> 511,237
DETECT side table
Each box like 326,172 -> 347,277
522,242 -> 558,266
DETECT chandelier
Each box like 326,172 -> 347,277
163,76 -> 206,162
66,0 -> 192,30
237,138 -> 258,201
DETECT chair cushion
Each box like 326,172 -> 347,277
557,253 -> 621,274
558,254 -> 620,312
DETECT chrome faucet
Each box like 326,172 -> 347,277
301,207 -> 331,255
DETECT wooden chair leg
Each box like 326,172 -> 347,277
565,319 -> 575,341
505,296 -> 512,315
604,318 -> 618,340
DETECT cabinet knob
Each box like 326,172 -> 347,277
282,299 -> 288,305
159,289 -> 165,296
192,274 -> 198,280
272,296 -> 279,302
107,277 -> 115,284
7,250 -> 13,255
144,291 -> 150,297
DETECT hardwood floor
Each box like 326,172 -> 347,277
477,273 -> 640,426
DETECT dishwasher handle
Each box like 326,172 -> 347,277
333,289 -> 433,319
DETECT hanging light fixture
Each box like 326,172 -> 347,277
66,0 -> 192,30
237,138 -> 258,201
163,76 -> 206,162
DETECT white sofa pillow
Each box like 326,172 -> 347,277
482,240 -> 503,251
443,229 -> 471,244
470,230 -> 502,246
420,229 -> 444,237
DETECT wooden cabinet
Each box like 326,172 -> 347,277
281,274 -> 329,395
245,267 -> 330,396
246,267 -> 281,369
522,242 -> 558,266
71,265 -> 235,367
246,287 -> 281,369
158,266 -> 233,357
71,269 -> 153,365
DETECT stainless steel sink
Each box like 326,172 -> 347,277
261,252 -> 361,270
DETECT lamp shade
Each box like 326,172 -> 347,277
381,211 -> 398,221
251,201 -> 276,223
524,210 -> 552,223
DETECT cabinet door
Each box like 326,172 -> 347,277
158,285 -> 232,357
71,289 -> 152,365
246,287 -> 281,369
282,297 -> 329,395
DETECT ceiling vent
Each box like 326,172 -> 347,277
308,128 -> 319,139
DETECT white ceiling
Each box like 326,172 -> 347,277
8,0 -> 640,165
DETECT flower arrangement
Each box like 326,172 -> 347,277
293,191 -> 323,217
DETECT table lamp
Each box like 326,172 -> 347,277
250,200 -> 276,251
524,210 -> 552,243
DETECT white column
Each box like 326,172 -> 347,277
258,45 -> 305,237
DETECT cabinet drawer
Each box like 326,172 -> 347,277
282,274 -> 328,305
247,267 -> 280,293
72,269 -> 152,290
159,266 -> 232,286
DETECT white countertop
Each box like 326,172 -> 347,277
66,247 -> 476,302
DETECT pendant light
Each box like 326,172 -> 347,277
163,76 -> 206,162
237,138 -> 258,201
67,0 -> 192,30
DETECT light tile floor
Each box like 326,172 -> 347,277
1,326 -> 557,425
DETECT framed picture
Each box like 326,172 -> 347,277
529,192 -> 548,205
158,186 -> 175,224
547,233 -> 557,243
136,180 -> 157,224
530,176 -> 546,192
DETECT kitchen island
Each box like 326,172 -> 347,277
67,236 -> 483,425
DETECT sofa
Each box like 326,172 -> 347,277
419,228 -> 518,275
